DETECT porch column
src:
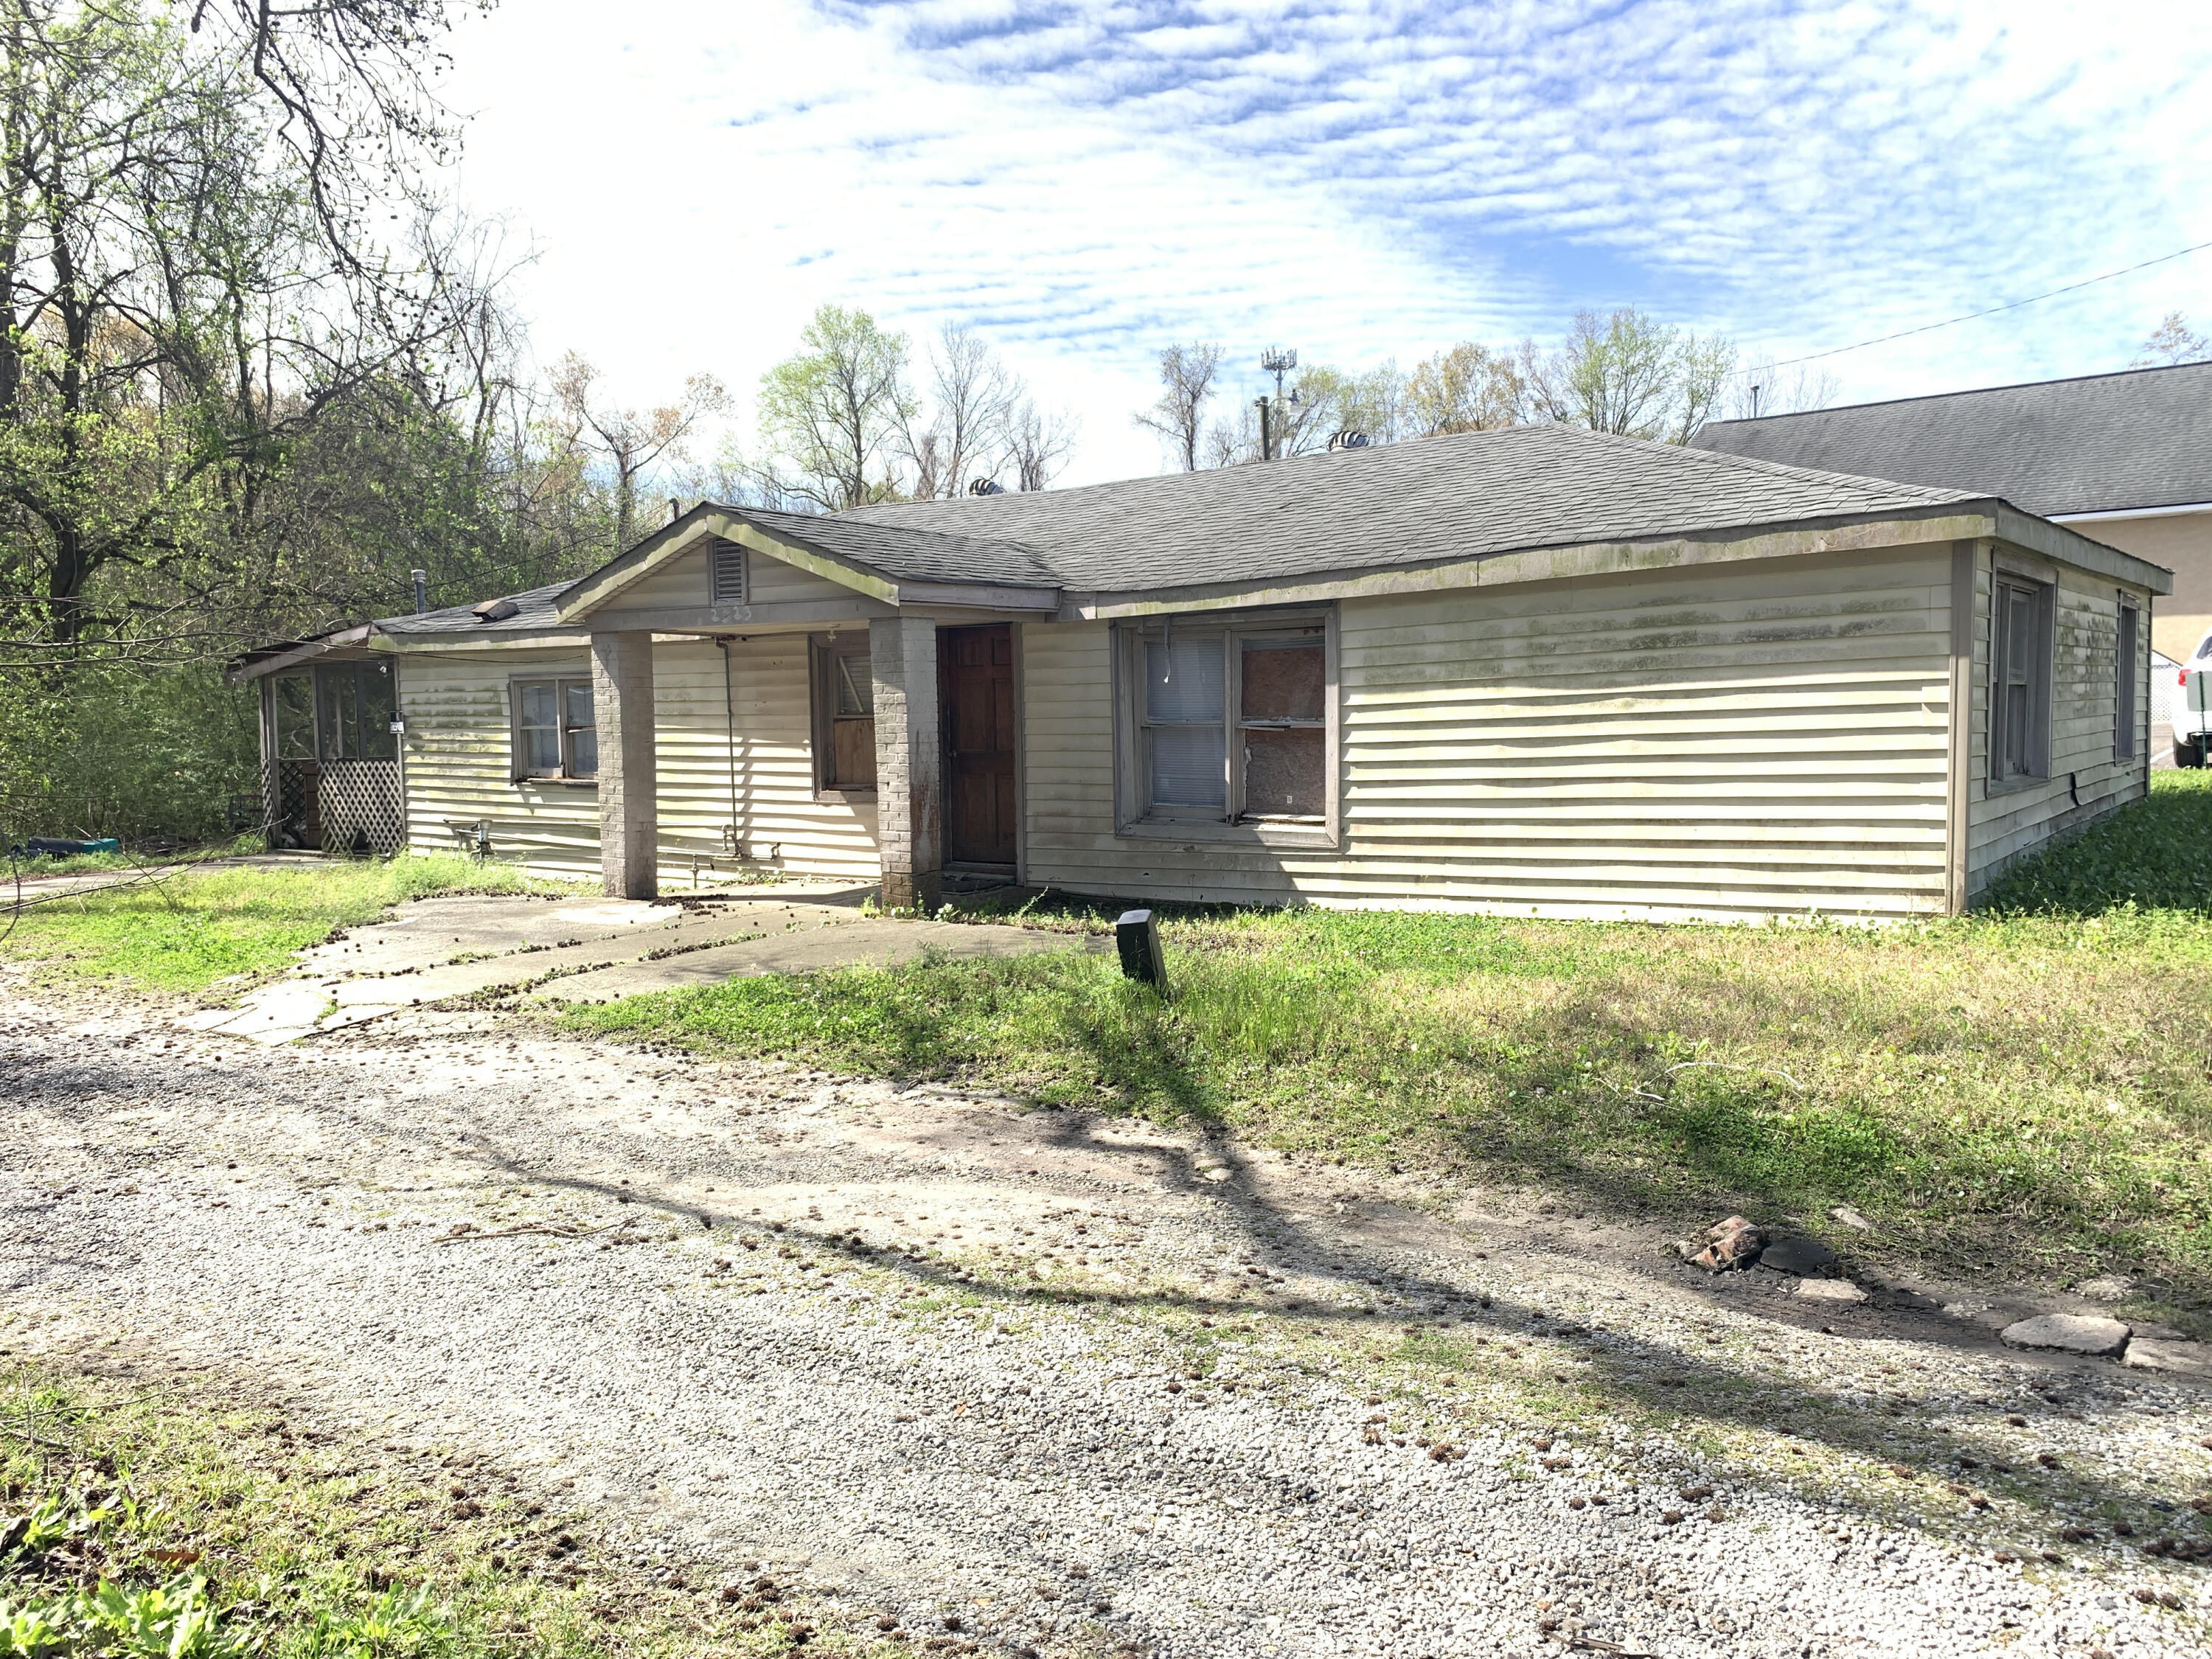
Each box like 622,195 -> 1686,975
870,615 -> 942,911
591,629 -> 658,900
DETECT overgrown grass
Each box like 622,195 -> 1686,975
566,773 -> 2212,1310
0,855 -> 572,992
0,1363 -> 889,1658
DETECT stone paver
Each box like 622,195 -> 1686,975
1999,1313 -> 2132,1355
2122,1338 -> 2212,1379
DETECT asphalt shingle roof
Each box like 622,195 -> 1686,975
365,425 -> 2004,636
377,581 -> 574,636
832,422 -> 1983,595
742,507 -> 1059,588
1691,361 -> 2212,517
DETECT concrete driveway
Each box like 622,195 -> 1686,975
184,884 -> 1091,1044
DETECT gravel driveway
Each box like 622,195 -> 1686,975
4,985 -> 2208,1659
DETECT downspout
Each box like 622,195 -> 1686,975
717,637 -> 740,858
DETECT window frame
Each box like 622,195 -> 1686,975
1112,607 -> 1340,849
1986,571 -> 2053,788
509,674 -> 598,784
2115,595 -> 2140,762
808,633 -> 878,801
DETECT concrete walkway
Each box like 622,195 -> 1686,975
184,885 -> 1089,1044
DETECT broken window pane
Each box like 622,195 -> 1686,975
274,675 -> 314,759
1240,637 -> 1324,721
1242,727 -> 1324,818
835,653 -> 873,717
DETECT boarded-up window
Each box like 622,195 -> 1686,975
1239,635 -> 1325,818
1989,575 -> 2051,784
512,676 -> 596,779
1120,614 -> 1332,829
2116,599 -> 2140,760
811,636 -> 877,793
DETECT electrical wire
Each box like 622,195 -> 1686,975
1759,237 -> 2212,371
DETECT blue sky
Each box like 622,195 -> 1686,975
444,0 -> 2212,483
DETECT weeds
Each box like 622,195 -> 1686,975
0,1365 -> 894,1659
567,775 -> 2212,1310
0,855 -> 579,993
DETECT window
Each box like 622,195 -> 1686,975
1988,574 -> 2052,785
709,538 -> 748,605
810,636 -> 876,795
1117,612 -> 1335,837
2116,599 -> 2140,760
512,677 -> 596,780
311,661 -> 395,761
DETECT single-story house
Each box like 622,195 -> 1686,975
229,423 -> 2171,922
1694,361 -> 2212,661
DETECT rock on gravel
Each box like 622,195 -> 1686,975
2000,1314 -> 2130,1356
2123,1338 -> 2212,1379
1792,1279 -> 1867,1305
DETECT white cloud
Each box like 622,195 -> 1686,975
441,0 -> 2212,484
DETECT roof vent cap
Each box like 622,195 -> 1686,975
1327,429 -> 1371,452
967,476 -> 1006,495
472,597 -> 521,625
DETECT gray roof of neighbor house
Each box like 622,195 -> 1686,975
375,581 -> 573,636
1691,361 -> 2212,518
830,422 -> 1983,595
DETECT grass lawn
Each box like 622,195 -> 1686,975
0,1362 -> 888,1659
567,772 -> 2212,1320
0,854 -> 568,993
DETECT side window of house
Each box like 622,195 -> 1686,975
1124,616 -> 1331,827
2115,599 -> 2140,760
512,677 -> 597,779
811,638 -> 876,793
1988,575 -> 2053,783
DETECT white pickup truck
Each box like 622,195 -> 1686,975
2174,634 -> 2212,765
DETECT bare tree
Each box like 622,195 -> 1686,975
1134,341 -> 1222,470
1004,399 -> 1076,492
551,354 -> 727,549
2133,310 -> 2210,368
902,323 -> 1015,498
1725,361 -> 1843,420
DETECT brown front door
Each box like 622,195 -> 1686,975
940,624 -> 1017,866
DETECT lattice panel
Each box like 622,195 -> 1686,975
316,759 -> 405,855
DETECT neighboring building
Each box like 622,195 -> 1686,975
1694,361 -> 2212,660
230,424 -> 2168,921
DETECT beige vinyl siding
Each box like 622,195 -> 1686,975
619,542 -> 865,611
645,637 -> 878,881
401,647 -> 601,877
1965,553 -> 2154,894
1023,546 -> 1957,922
399,636 -> 878,883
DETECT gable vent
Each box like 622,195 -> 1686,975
709,538 -> 748,605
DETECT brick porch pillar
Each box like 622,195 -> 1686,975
870,615 -> 942,911
591,629 -> 658,899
